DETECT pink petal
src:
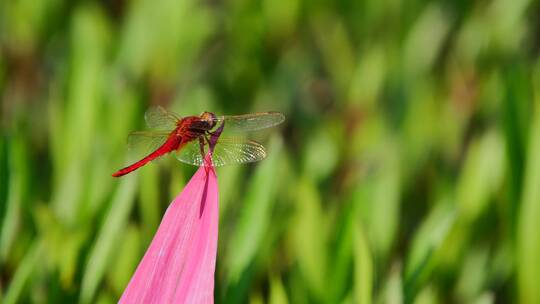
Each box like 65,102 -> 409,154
119,164 -> 219,304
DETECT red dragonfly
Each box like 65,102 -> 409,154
112,106 -> 285,177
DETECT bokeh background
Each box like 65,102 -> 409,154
1,0 -> 540,303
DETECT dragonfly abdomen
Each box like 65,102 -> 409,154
112,135 -> 180,177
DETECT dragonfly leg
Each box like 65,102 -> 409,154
206,122 -> 224,137
204,135 -> 214,150
201,136 -> 216,168
198,137 -> 206,156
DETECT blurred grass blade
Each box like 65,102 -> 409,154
107,224 -> 141,296
225,135 -> 283,281
216,164 -> 244,215
80,176 -> 137,304
327,201 -> 355,301
353,222 -> 373,304
517,107 -> 540,303
379,263 -> 403,304
413,285 -> 438,304
0,136 -> 28,260
455,247 -> 489,302
52,5 -> 109,225
3,242 -> 42,304
456,131 -> 505,222
502,64 -> 529,224
138,165 -> 160,243
269,275 -> 288,304
291,177 -> 326,299
403,4 -> 450,77
405,201 -> 456,302
356,145 -> 401,260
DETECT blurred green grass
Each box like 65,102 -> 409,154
1,0 -> 540,303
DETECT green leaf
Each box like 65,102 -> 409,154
225,135 -> 283,281
456,131 -> 505,221
353,222 -> 372,304
0,136 -> 28,261
405,201 -> 456,302
290,178 -> 326,299
517,108 -> 540,303
80,175 -> 137,304
269,275 -> 289,304
107,224 -> 141,296
3,241 -> 42,304
138,164 -> 160,243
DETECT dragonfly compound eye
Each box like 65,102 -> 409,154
200,112 -> 217,129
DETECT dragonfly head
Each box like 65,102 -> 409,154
200,111 -> 217,129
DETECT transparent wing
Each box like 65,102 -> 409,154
127,131 -> 169,156
174,136 -> 267,166
212,112 -> 285,133
145,106 -> 180,130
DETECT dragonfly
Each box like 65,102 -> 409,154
112,106 -> 285,177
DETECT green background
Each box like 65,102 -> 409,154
1,0 -> 540,303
